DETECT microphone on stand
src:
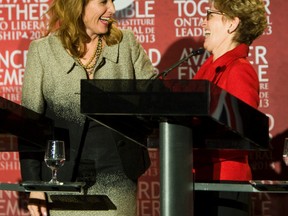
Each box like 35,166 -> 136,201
156,48 -> 205,79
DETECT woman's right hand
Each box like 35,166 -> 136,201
27,192 -> 48,216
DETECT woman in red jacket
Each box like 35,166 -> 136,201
193,0 -> 267,215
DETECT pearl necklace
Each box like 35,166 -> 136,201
77,36 -> 103,75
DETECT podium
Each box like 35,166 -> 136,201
0,96 -> 52,191
0,97 -> 117,210
0,96 -> 54,152
80,79 -> 269,216
0,97 -> 75,192
0,97 -> 86,193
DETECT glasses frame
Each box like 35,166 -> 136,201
206,9 -> 225,20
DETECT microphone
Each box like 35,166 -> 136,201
156,48 -> 205,79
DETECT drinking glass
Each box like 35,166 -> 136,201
44,140 -> 66,184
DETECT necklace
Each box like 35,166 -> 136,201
77,36 -> 103,75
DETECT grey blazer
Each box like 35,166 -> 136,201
20,30 -> 156,182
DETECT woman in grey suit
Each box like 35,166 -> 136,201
20,0 -> 156,215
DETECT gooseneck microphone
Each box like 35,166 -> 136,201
156,48 -> 205,79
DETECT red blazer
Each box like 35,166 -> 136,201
193,44 -> 259,181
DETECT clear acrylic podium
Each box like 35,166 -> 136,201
80,79 -> 270,216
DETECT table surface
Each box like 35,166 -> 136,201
1,181 -> 288,193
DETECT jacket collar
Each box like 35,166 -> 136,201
48,35 -> 76,74
211,43 -> 249,68
102,43 -> 119,63
49,34 -> 119,74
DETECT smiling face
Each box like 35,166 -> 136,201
83,0 -> 115,39
202,4 -> 239,60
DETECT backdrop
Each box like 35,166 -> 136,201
0,0 -> 287,215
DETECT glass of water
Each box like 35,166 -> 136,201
44,140 -> 66,184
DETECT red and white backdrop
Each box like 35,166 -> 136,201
0,0 -> 287,215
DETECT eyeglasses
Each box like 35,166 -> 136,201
206,9 -> 225,20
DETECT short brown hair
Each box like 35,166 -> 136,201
212,0 -> 267,45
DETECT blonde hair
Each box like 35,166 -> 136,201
212,0 -> 267,45
44,0 -> 123,57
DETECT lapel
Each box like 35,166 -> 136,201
48,34 -> 120,75
102,43 -> 120,63
48,35 -> 79,74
